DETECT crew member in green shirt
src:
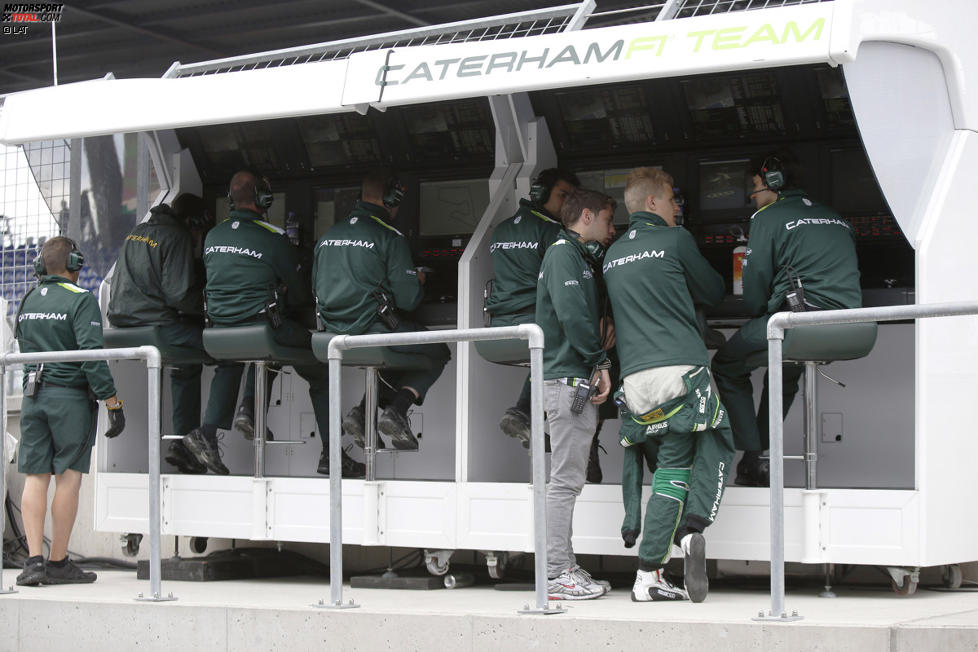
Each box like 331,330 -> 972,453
108,193 -> 209,474
316,169 -> 451,451
183,171 -> 364,478
536,188 -> 615,601
486,168 -> 578,445
604,167 -> 734,603
711,153 -> 861,486
16,237 -> 126,586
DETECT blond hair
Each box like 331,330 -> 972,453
624,167 -> 674,215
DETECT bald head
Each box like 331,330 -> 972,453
229,171 -> 259,211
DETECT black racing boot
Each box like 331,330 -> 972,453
184,427 -> 230,475
164,440 -> 207,474
317,447 -> 366,478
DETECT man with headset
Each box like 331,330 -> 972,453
183,170 -> 364,478
537,188 -> 616,600
15,237 -> 126,586
315,168 -> 451,451
711,152 -> 861,486
604,167 -> 734,602
485,168 -> 579,446
108,193 -> 210,474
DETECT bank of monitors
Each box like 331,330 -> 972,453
682,72 -> 785,140
398,99 -> 494,167
297,113 -> 381,169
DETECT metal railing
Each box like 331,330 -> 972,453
316,324 -> 557,614
761,300 -> 978,621
0,345 -> 173,602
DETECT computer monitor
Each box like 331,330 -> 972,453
697,159 -> 752,213
418,179 -> 489,236
576,168 -> 640,223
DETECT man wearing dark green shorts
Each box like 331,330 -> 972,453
604,167 -> 734,603
16,237 -> 126,586
485,168 -> 578,445
108,193 -> 209,474
711,153 -> 861,486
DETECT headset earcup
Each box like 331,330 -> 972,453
66,250 -> 84,272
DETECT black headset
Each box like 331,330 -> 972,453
529,169 -> 559,207
382,176 -> 407,209
760,156 -> 785,193
34,237 -> 84,277
228,173 -> 274,211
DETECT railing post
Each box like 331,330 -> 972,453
0,362 -> 16,595
314,337 -> 358,610
135,345 -> 175,602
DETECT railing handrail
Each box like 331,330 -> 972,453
320,324 -> 552,613
0,344 -> 169,601
763,300 -> 978,620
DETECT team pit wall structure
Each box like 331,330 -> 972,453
1,0 -> 976,573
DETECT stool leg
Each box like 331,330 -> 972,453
255,361 -> 267,479
804,361 -> 818,490
365,367 -> 378,482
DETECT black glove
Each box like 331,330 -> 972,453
104,401 -> 126,438
622,529 -> 638,549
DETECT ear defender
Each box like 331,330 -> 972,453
761,156 -> 785,193
529,171 -> 554,207
33,238 -> 84,277
383,177 -> 406,208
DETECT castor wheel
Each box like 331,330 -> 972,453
424,549 -> 453,576
943,564 -> 963,589
121,533 -> 143,557
190,536 -> 208,554
486,551 -> 508,580
886,566 -> 920,596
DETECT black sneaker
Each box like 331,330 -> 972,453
16,556 -> 45,586
317,447 -> 366,478
343,404 -> 366,448
735,458 -> 770,487
183,427 -> 230,475
499,407 -> 531,448
43,558 -> 96,585
681,532 -> 709,603
378,407 -> 418,450
232,404 -> 275,441
586,434 -> 605,484
164,440 -> 207,474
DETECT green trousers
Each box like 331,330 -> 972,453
617,368 -> 735,570
711,314 -> 803,451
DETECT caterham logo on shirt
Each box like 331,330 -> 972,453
205,245 -> 263,260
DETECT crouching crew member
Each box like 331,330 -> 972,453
184,170 -> 364,478
711,153 -> 861,486
316,169 -> 450,451
108,193 -> 209,474
537,188 -> 616,600
485,168 -> 579,445
16,237 -> 126,586
604,168 -> 735,603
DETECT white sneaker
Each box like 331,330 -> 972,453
548,569 -> 606,600
631,569 -> 688,602
681,532 -> 708,603
569,564 -> 611,592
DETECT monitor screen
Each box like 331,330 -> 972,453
314,186 -> 360,241
556,84 -> 655,151
297,113 -> 381,168
683,73 -> 784,139
576,167 -> 643,224
419,179 -> 489,236
698,159 -> 752,212
399,99 -> 494,163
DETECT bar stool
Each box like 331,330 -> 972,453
202,324 -> 313,477
746,321 -> 878,489
310,332 -> 430,482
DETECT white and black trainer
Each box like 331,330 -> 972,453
548,568 -> 606,600
631,569 -> 689,602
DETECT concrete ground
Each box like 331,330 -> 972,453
0,569 -> 976,651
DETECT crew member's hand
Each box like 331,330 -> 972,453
417,269 -> 427,285
601,318 -> 616,351
622,529 -> 638,548
592,368 -> 611,404
104,397 -> 126,438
